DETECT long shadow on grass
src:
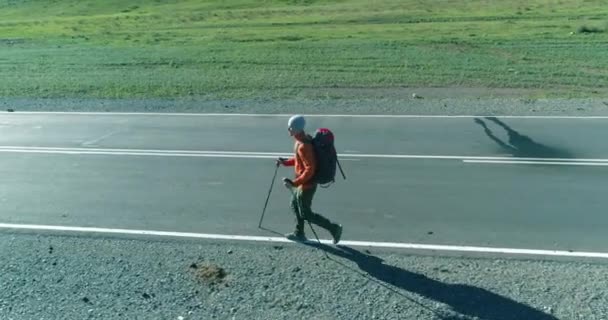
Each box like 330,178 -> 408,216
474,117 -> 572,159
305,243 -> 557,320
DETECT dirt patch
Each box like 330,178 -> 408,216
190,262 -> 227,284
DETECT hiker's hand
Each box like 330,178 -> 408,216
282,177 -> 294,188
276,157 -> 287,166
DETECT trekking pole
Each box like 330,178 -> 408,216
303,207 -> 331,259
334,145 -> 346,180
307,220 -> 324,246
258,162 -> 280,228
336,158 -> 346,180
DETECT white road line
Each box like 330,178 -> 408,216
0,222 -> 606,259
0,146 -> 608,163
348,154 -> 608,162
3,111 -> 608,119
464,160 -> 608,166
0,149 -> 284,159
0,146 -> 287,155
0,146 -> 289,158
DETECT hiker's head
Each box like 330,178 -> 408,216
287,114 -> 306,138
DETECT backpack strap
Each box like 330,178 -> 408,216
299,135 -> 314,148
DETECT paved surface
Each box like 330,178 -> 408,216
0,113 -> 607,252
0,113 -> 606,157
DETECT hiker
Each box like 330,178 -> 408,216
277,114 -> 343,244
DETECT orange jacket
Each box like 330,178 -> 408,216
283,136 -> 316,189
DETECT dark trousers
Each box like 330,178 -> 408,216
290,185 -> 336,234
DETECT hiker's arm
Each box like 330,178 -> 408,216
281,157 -> 295,166
292,144 -> 316,186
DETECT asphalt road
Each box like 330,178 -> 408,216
0,113 -> 607,252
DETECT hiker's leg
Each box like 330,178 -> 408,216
290,190 -> 305,235
297,186 -> 337,233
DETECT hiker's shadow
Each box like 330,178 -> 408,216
309,244 -> 557,320
474,117 -> 572,159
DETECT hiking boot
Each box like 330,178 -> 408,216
331,224 -> 343,244
285,231 -> 306,242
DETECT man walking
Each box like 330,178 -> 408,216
277,115 -> 343,244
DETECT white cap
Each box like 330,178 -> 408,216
287,114 -> 306,132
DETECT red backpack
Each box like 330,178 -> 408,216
310,128 -> 346,187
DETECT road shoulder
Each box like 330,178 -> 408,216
2,94 -> 608,116
1,232 -> 605,319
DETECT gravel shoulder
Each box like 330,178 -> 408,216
1,90 -> 608,116
1,231 -> 606,320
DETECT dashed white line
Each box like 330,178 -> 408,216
81,130 -> 123,147
0,223 -> 606,259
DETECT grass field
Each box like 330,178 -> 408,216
0,0 -> 607,99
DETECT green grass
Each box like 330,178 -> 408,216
1,0 -> 607,99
